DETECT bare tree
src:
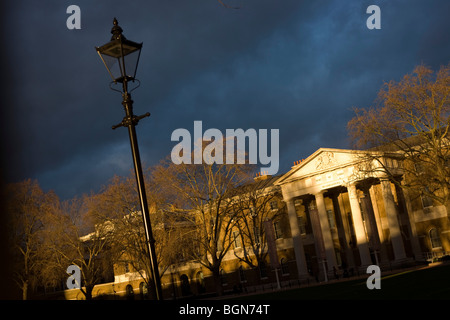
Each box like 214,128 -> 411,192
45,195 -> 115,300
87,173 -> 181,299
348,63 -> 450,214
153,156 -> 254,295
5,179 -> 60,300
231,176 -> 284,272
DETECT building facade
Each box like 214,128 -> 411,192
276,148 -> 448,281
64,147 -> 449,300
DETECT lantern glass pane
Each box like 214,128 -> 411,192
96,39 -> 142,82
99,53 -> 123,81
123,48 -> 141,79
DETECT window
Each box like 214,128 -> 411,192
335,248 -> 342,267
259,262 -> 268,279
232,230 -> 242,248
280,258 -> 290,275
298,216 -> 306,235
180,274 -> 191,296
125,285 -> 134,300
139,282 -> 148,299
327,210 -> 336,228
270,200 -> 278,211
421,192 -> 434,209
176,247 -> 187,261
220,269 -> 228,286
238,266 -> 247,283
429,228 -> 442,249
273,221 -> 283,239
197,272 -> 206,293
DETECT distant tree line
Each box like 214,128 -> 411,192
4,155 -> 284,300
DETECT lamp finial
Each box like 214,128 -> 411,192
110,17 -> 124,40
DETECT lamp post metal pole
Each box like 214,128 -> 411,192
98,18 -> 162,300
113,81 -> 163,300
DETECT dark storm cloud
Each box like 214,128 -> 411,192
2,0 -> 449,199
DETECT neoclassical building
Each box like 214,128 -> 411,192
64,147 -> 449,299
275,147 -> 449,281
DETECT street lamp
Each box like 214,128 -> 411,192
96,18 -> 163,300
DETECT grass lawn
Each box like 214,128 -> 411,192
236,264 -> 450,300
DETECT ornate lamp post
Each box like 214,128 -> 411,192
96,18 -> 163,300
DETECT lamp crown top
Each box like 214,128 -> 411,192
110,17 -> 125,40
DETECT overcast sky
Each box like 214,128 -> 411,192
1,0 -> 449,200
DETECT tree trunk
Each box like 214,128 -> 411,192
22,281 -> 28,300
212,267 -> 223,296
83,285 -> 94,300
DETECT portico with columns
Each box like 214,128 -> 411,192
275,148 -> 421,281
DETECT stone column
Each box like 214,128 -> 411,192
380,178 -> 407,261
314,191 -> 338,272
330,192 -> 355,269
347,183 -> 372,267
368,185 -> 390,265
398,181 -> 423,260
359,185 -> 383,265
307,200 -> 327,279
285,198 -> 309,278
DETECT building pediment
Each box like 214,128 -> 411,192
275,147 -> 404,200
273,148 -> 377,199
276,148 -> 366,185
